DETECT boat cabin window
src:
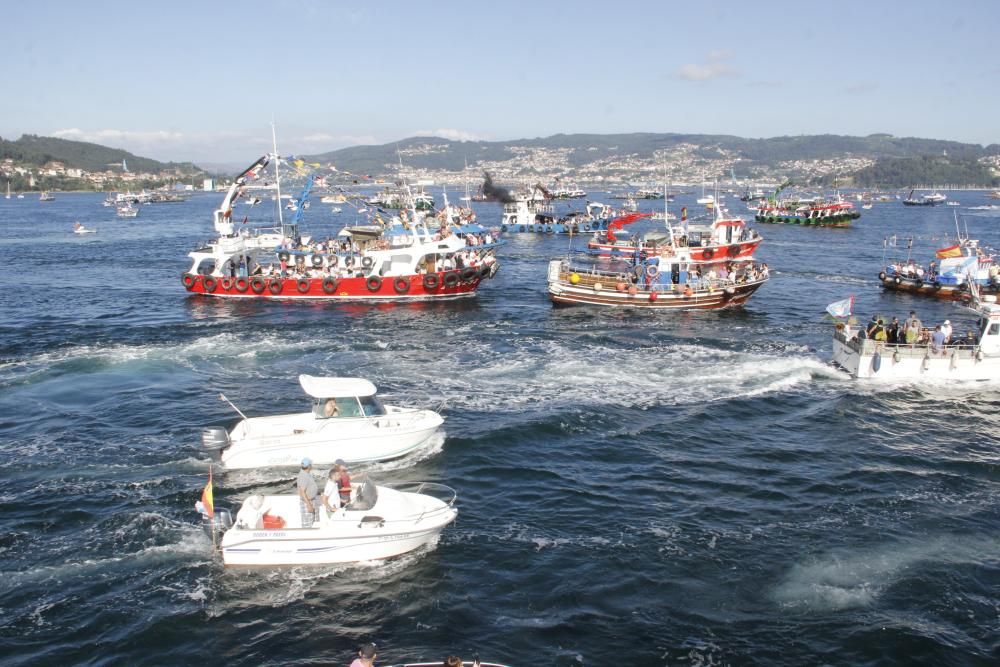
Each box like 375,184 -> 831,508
359,395 -> 386,417
195,259 -> 216,275
314,397 -> 367,418
989,323 -> 1000,336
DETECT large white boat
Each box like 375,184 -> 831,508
202,375 -> 444,469
831,297 -> 1000,379
212,479 -> 457,566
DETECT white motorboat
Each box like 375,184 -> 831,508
202,375 -> 444,469
831,296 -> 1000,379
213,479 -> 457,566
73,222 -> 96,234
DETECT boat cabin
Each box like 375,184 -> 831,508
299,375 -> 387,419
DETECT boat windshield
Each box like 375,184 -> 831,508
313,395 -> 386,418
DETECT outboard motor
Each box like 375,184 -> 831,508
201,427 -> 230,452
202,508 -> 233,542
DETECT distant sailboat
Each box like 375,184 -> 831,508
4,180 -> 9,200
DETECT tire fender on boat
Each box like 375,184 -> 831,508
235,277 -> 249,293
278,252 -> 290,262
702,248 -> 715,260
893,276 -> 901,285
268,278 -> 283,295
203,276 -> 217,293
220,277 -> 234,291
250,276 -> 266,294
460,266 -> 478,282
366,275 -> 382,292
361,256 -> 374,270
344,255 -> 356,268
322,277 -> 338,294
443,271 -> 460,288
182,273 -> 196,288
878,271 -> 887,281
311,255 -> 324,267
422,273 -> 441,290
296,278 -> 310,293
393,277 -> 410,294
328,255 -> 338,267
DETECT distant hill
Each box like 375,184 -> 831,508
0,134 -> 204,174
306,132 -> 1000,177
837,155 -> 999,188
309,133 -> 1000,187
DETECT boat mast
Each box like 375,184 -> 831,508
271,120 -> 284,226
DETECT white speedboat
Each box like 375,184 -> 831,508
202,375 -> 444,469
831,297 -> 1000,379
214,479 -> 457,566
73,222 -> 96,234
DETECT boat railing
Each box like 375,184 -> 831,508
836,328 -> 981,358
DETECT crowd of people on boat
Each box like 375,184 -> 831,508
846,309 -> 978,351
297,457 -> 353,528
346,642 -> 466,667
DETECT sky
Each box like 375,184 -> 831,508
2,0 -> 998,165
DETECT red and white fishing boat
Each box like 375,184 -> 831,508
586,206 -> 763,262
181,153 -> 501,301
549,205 -> 769,310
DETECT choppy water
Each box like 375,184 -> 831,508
1,191 -> 998,666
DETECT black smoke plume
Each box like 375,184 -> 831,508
480,171 -> 513,203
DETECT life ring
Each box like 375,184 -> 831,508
646,264 -> 660,278
268,278 -> 283,295
878,271 -> 887,281
423,273 -> 441,290
250,276 -> 266,294
278,252 -> 290,262
460,266 -> 478,281
220,277 -> 234,290
235,277 -> 249,293
443,271 -> 460,287
328,255 -> 338,268
344,255 -> 355,268
322,277 -> 338,294
296,278 -> 310,293
366,275 -> 382,292
311,254 -> 324,267
361,256 -> 374,270
702,248 -> 715,260
727,244 -> 740,258
203,277 -> 217,293
181,273 -> 195,288
393,277 -> 410,294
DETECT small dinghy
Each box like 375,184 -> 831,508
202,375 -> 444,469
207,478 -> 457,566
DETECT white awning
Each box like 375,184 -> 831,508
298,375 -> 377,398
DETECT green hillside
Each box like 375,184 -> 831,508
306,132 -> 1000,177
0,134 -> 203,174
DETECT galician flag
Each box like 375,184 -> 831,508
825,295 -> 854,318
195,468 -> 214,518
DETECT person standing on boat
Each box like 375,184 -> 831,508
334,459 -> 353,507
322,467 -> 341,514
887,317 -> 901,345
297,458 -> 320,527
941,319 -> 953,344
931,325 -> 946,354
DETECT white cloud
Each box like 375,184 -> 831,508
677,52 -> 739,81
412,128 -> 488,142
52,127 -> 185,146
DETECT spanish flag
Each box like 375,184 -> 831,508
199,469 -> 214,518
936,244 -> 962,259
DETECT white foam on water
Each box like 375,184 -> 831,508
771,535 -> 998,612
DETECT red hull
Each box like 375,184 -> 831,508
181,269 -> 485,300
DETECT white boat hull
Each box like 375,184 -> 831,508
831,331 -> 1000,380
220,484 -> 457,566
219,408 -> 443,469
